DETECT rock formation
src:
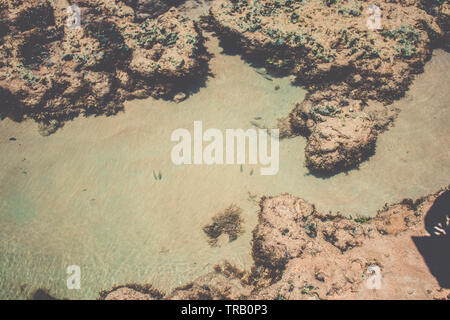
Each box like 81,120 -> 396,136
206,0 -> 449,173
102,186 -> 450,300
0,0 -> 209,133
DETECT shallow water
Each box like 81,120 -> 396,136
0,36 -> 449,299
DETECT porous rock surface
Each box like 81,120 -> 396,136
207,0 -> 449,173
0,0 -> 208,133
103,186 -> 450,300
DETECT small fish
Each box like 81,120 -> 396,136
249,169 -> 254,176
250,120 -> 261,128
255,68 -> 267,75
153,170 -> 158,180
240,164 -> 243,172
158,171 -> 162,180
159,247 -> 169,254
254,117 -> 262,120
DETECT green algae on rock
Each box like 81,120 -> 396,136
102,187 -> 450,300
207,0 -> 449,174
0,0 -> 209,132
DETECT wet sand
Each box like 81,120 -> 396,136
0,36 -> 449,299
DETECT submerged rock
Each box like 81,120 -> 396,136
100,284 -> 163,300
203,204 -> 244,247
38,120 -> 62,136
173,92 -> 187,103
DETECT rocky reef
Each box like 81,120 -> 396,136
0,0 -> 209,134
1,0 -> 447,170
102,186 -> 450,300
206,0 -> 449,174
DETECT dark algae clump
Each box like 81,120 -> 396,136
203,204 -> 244,246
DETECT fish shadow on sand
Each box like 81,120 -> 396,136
412,190 -> 450,289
